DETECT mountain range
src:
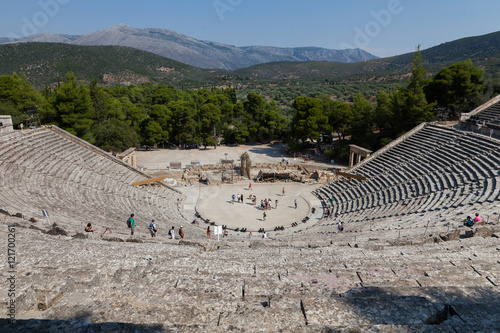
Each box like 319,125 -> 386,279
233,30 -> 500,81
0,24 -> 377,70
0,29 -> 498,90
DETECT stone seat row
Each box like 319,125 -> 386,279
7,222 -> 497,331
320,173 -> 493,219
323,193 -> 497,230
0,128 -> 188,232
314,125 -> 500,230
326,126 -> 494,191
16,232 -> 499,298
468,101 -> 500,124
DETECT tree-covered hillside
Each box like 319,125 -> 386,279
234,31 -> 500,81
0,43 -> 223,89
1,29 -> 499,106
0,50 -> 493,164
0,72 -> 287,152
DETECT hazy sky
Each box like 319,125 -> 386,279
1,0 -> 499,57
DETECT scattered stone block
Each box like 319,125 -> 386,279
474,227 -> 494,238
364,241 -> 384,251
104,237 -> 124,242
439,229 -> 460,241
29,225 -> 44,232
72,233 -> 87,239
464,230 -> 474,238
126,238 -> 143,243
45,226 -> 68,236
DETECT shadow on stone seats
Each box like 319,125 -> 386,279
0,317 -> 167,332
330,286 -> 499,327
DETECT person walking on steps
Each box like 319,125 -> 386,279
127,214 -> 136,235
148,219 -> 157,237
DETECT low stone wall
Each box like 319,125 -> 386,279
0,115 -> 14,135
186,162 -> 327,172
117,147 -> 137,167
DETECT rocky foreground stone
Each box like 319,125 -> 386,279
1,215 -> 498,332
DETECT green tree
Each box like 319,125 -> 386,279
424,59 -> 485,116
243,92 -> 267,141
199,103 -> 221,148
168,100 -> 198,144
46,73 -> 95,140
484,72 -> 500,98
224,102 -> 250,144
149,104 -> 172,136
402,46 -> 435,129
350,93 -> 375,143
139,118 -> 163,146
0,73 -> 43,126
326,100 -> 352,140
382,47 -> 435,134
374,90 -> 394,132
242,92 -> 287,142
290,96 -> 329,142
94,118 -> 139,152
152,85 -> 177,105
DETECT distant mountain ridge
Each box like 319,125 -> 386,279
0,30 -> 498,90
234,30 -> 500,80
0,24 -> 377,69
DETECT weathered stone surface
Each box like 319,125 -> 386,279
439,229 -> 461,241
1,213 -> 498,332
45,225 -> 68,236
473,227 -> 494,238
363,241 -> 385,251
464,230 -> 474,238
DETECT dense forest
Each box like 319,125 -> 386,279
0,50 -> 492,163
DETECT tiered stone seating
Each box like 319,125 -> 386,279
468,100 -> 500,128
0,122 -> 499,331
0,126 -> 202,237
1,214 -> 498,332
313,124 -> 500,232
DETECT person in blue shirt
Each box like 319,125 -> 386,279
127,214 -> 136,235
464,216 -> 474,227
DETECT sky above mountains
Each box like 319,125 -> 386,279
1,0 -> 499,58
